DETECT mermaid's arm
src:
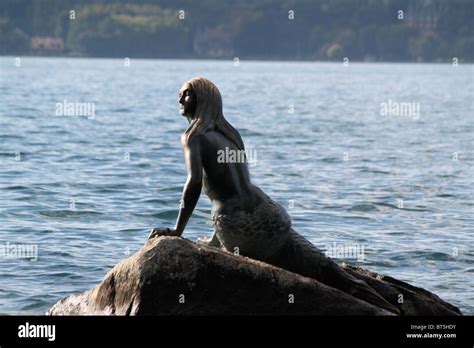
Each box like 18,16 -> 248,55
173,137 -> 202,236
149,137 -> 202,239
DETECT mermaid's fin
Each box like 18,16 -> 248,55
269,229 -> 400,314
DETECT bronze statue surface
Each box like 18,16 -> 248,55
149,77 -> 400,314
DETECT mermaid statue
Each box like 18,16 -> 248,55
149,77 -> 399,314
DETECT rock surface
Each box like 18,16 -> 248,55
47,236 -> 461,316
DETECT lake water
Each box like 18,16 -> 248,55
0,57 -> 473,314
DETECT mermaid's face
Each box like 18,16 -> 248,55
178,83 -> 197,118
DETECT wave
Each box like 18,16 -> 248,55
39,210 -> 104,217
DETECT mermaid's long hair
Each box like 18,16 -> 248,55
183,77 -> 245,150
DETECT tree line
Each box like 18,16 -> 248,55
1,0 -> 472,62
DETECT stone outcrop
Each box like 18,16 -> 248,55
47,236 -> 461,316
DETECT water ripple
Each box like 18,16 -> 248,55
0,58 -> 472,315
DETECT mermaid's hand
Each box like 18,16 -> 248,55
148,227 -> 179,240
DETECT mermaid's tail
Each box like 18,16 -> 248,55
214,195 -> 399,313
268,229 -> 400,314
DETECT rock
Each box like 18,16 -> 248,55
341,264 -> 461,315
47,236 -> 461,316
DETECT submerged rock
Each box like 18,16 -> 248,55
47,236 -> 461,316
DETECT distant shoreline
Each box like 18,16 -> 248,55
1,54 -> 472,65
